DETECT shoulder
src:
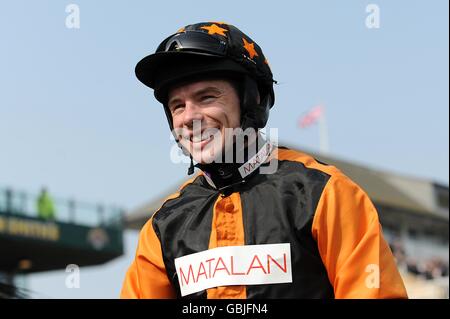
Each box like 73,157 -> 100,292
275,146 -> 341,178
149,173 -> 215,227
137,175 -> 201,239
273,146 -> 366,199
272,147 -> 342,188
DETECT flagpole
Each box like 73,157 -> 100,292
318,106 -> 330,154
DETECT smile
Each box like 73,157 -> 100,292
190,135 -> 214,150
185,127 -> 220,147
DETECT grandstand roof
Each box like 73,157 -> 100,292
125,145 -> 449,230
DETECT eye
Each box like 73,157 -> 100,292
170,104 -> 185,114
200,95 -> 217,102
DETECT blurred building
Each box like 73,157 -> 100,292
124,145 -> 449,298
0,187 -> 124,297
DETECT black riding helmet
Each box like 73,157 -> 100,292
135,22 -> 276,131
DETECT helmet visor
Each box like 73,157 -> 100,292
157,31 -> 227,56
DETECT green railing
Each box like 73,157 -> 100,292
0,187 -> 124,229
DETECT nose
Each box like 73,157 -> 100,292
182,100 -> 204,129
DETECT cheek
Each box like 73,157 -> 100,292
228,101 -> 241,128
171,116 -> 186,141
229,109 -> 241,127
172,115 -> 183,129
219,96 -> 240,128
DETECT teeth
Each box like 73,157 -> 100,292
191,135 -> 210,143
192,132 -> 214,142
185,128 -> 217,143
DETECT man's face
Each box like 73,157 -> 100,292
167,79 -> 241,164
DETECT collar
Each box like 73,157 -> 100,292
195,135 -> 273,191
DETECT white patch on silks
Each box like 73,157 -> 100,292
238,143 -> 273,178
174,243 -> 292,297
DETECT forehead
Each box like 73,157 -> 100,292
168,78 -> 235,100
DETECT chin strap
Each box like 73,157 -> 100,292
187,154 -> 195,175
194,136 -> 272,190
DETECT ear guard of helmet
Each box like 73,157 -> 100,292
240,76 -> 274,130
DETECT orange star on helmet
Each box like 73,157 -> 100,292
242,38 -> 259,59
200,23 -> 228,37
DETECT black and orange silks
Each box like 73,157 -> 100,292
121,147 -> 407,299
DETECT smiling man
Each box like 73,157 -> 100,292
168,79 -> 242,165
121,22 -> 407,299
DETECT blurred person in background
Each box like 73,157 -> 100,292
36,187 -> 55,220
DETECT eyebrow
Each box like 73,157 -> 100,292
168,86 -> 223,107
193,86 -> 223,98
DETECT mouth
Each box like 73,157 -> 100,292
191,135 -> 214,150
184,128 -> 219,149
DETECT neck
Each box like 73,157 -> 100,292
195,133 -> 271,191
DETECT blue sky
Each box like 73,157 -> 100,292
0,1 -> 448,298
